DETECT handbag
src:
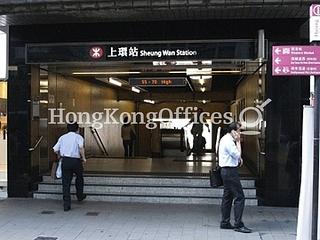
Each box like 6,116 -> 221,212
55,159 -> 62,179
209,136 -> 223,188
209,166 -> 223,188
51,161 -> 57,179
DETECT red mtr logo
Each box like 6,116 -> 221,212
311,5 -> 320,16
89,46 -> 104,59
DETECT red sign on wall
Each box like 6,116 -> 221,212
272,46 -> 320,76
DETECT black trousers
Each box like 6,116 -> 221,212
123,140 -> 133,157
61,157 -> 84,208
220,167 -> 245,227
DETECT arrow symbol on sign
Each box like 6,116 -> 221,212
275,57 -> 281,64
275,67 -> 281,74
275,48 -> 282,55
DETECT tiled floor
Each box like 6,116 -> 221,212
84,154 -> 252,176
0,198 -> 297,240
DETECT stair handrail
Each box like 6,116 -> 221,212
29,136 -> 43,152
89,126 -> 109,157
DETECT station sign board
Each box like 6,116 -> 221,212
272,46 -> 320,76
26,40 -> 256,63
129,77 -> 186,87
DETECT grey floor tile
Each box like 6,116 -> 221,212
0,199 -> 298,240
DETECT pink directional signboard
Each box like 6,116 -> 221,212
272,46 -> 320,76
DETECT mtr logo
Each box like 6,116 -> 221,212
89,46 -> 104,59
311,5 -> 320,16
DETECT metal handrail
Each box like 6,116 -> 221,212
89,127 -> 109,156
29,136 -> 43,152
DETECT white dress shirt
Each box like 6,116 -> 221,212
53,132 -> 84,158
218,133 -> 241,167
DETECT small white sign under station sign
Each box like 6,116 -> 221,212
310,4 -> 320,42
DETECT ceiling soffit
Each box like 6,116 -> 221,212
0,0 -> 312,25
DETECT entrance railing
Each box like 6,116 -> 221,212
89,127 -> 109,157
29,135 -> 43,152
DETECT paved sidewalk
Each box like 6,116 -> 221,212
0,198 -> 297,240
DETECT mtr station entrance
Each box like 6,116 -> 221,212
5,9 -> 310,206
26,39 -> 266,179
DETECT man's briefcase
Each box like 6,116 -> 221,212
209,167 -> 223,188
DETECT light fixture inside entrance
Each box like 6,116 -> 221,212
40,80 -> 48,87
175,61 -> 196,66
189,75 -> 212,86
201,60 -> 212,65
153,60 -> 212,66
189,75 -> 212,80
72,71 -> 141,75
200,87 -> 206,92
199,79 -> 205,86
131,87 -> 141,93
170,69 -> 241,74
144,99 -> 155,104
211,70 -> 241,73
109,78 -> 122,87
40,89 -> 48,93
186,68 -> 212,76
168,70 -> 186,74
153,61 -> 197,66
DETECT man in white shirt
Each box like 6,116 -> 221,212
53,122 -> 87,211
218,122 -> 252,233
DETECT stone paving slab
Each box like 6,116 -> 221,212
0,198 -> 297,240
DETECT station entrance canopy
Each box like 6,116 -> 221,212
26,40 -> 266,94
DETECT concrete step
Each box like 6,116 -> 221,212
0,171 -> 7,181
37,183 -> 256,197
35,174 -> 257,205
42,175 -> 255,188
0,180 -> 7,187
33,192 -> 258,205
0,183 -> 7,198
0,190 -> 7,198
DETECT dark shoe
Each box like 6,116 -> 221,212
234,226 -> 252,233
77,194 -> 87,202
220,223 -> 235,229
64,206 -> 71,212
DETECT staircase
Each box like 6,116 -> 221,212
34,175 -> 258,205
0,171 -> 7,198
